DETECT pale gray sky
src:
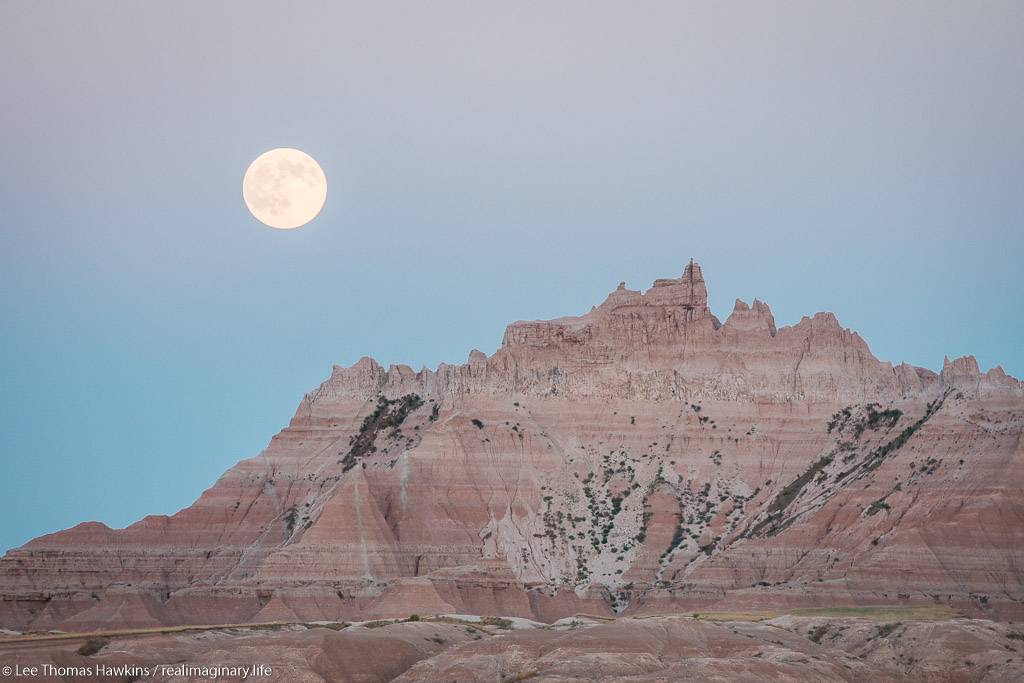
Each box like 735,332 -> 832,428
1,1 -> 1022,553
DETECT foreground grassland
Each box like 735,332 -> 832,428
0,605 -> 966,646
671,605 -> 962,622
0,621 -> 295,644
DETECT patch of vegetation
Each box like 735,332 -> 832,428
361,619 -> 397,629
661,517 -> 687,560
480,616 -> 514,629
876,622 -> 901,638
501,671 -> 539,683
600,519 -> 615,545
745,456 -> 832,538
846,404 -> 903,438
635,505 -> 650,544
341,394 -> 424,471
768,456 -> 833,516
860,393 -> 948,474
284,505 -> 299,532
313,622 -> 349,630
421,616 -> 487,632
76,637 -> 110,656
827,406 -> 853,433
864,406 -> 903,431
472,418 -> 484,429
808,625 -> 829,643
866,499 -> 891,516
247,623 -> 285,631
748,397 -> 941,538
429,403 -> 440,421
610,495 -> 623,516
690,605 -> 958,622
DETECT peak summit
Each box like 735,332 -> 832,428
683,257 -> 702,281
598,259 -> 709,312
646,258 -> 708,308
331,259 -> 1018,406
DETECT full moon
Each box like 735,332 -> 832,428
242,148 -> 327,229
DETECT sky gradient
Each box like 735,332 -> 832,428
1,2 -> 1022,554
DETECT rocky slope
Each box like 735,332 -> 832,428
1,260 -> 1022,632
2,616 -> 1023,682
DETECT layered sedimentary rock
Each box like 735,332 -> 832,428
2,260 -> 1022,632
4,617 -> 1022,682
398,616 -> 1024,682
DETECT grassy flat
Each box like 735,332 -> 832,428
0,605 -> 966,645
656,605 -> 963,622
0,621 -> 293,644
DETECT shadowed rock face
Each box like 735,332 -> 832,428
2,261 -> 1022,632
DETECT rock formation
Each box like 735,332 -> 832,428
2,260 -> 1022,632
3,616 -> 1023,682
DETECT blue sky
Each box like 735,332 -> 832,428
1,2 -> 1022,553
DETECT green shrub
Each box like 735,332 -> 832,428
808,625 -> 828,643
876,622 -> 900,638
362,619 -> 394,629
76,637 -> 110,656
480,616 -> 513,629
318,622 -> 349,630
284,505 -> 299,532
866,499 -> 891,516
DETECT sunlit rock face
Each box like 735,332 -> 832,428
2,261 -> 1022,632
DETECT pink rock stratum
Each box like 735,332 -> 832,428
2,260 -> 1022,633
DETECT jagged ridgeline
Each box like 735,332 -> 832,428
1,260 -> 1022,632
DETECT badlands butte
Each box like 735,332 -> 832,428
2,260 -> 1023,634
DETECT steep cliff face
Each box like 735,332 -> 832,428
2,261 -> 1022,631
